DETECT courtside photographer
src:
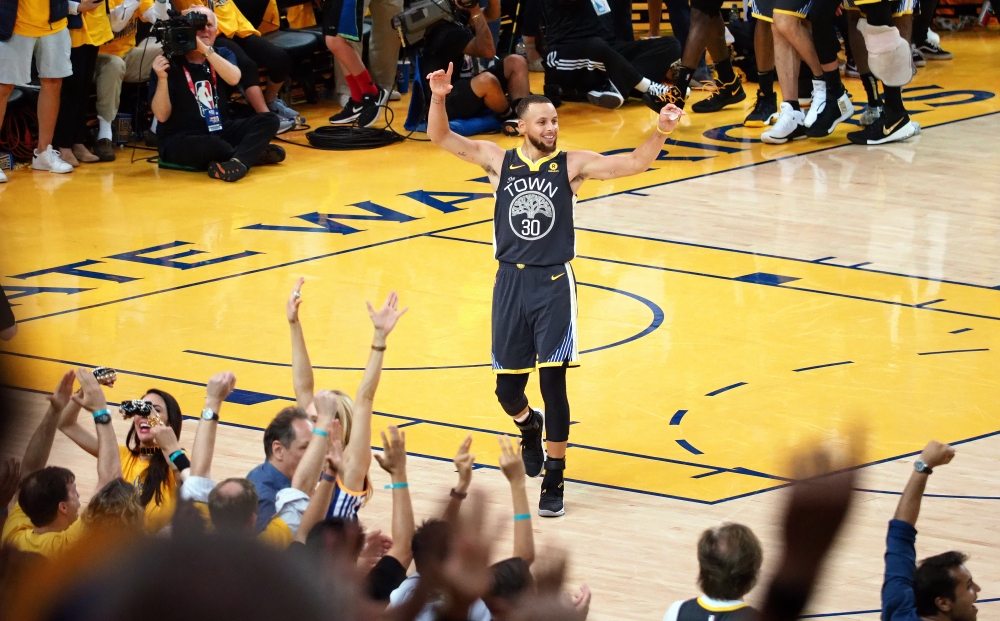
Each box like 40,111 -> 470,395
149,6 -> 284,182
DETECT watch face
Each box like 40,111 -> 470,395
201,408 -> 217,420
95,413 -> 112,425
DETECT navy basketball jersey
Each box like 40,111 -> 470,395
664,598 -> 759,621
493,148 -> 576,266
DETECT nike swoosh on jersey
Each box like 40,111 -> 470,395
551,273 -> 565,281
883,118 -> 904,135
509,164 -> 525,170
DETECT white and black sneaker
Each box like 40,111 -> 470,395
911,44 -> 927,67
761,102 -> 807,144
804,79 -> 826,128
587,82 -> 624,109
357,88 -> 390,128
916,41 -> 953,60
329,98 -> 366,125
515,409 -> 545,478
806,90 -> 853,137
538,458 -> 565,518
847,108 -> 916,145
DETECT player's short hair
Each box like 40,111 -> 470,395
697,523 -> 763,600
914,551 -> 970,616
19,467 -> 75,527
516,95 -> 554,119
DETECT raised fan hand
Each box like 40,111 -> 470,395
366,291 -> 408,336
427,62 -> 455,97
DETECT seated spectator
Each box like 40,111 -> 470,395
246,406 -> 312,531
53,0 -> 113,167
2,369 -> 122,557
0,0 -> 75,180
663,523 -> 763,621
92,0 -> 171,161
82,479 -> 144,532
173,0 -> 298,131
541,0 -> 682,111
419,0 -> 529,136
60,378 -> 186,531
882,441 -> 980,621
146,6 -> 285,181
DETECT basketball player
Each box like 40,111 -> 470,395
426,62 -> 684,517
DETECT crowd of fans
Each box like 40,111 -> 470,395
0,281 -> 986,621
0,0 -> 973,182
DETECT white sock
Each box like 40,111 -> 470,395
98,116 -> 113,141
513,409 -> 532,424
636,78 -> 652,93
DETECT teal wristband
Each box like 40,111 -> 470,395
513,513 -> 531,521
168,450 -> 184,461
312,429 -> 328,438
92,409 -> 110,419
384,482 -> 409,490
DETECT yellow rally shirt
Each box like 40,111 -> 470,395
120,445 -> 177,533
1,504 -> 86,559
99,0 -> 155,56
70,3 -> 114,48
14,0 -> 68,38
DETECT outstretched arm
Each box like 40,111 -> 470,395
894,440 -> 954,526
570,104 -> 684,184
443,435 -> 474,523
498,435 -> 534,565
292,391 -> 338,493
374,426 -> 415,569
188,372 -> 237,478
287,278 -> 316,413
426,63 -> 505,184
71,368 -> 122,489
23,371 -> 78,475
294,425 -> 342,544
341,292 -> 407,492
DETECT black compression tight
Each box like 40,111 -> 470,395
495,366 -> 571,443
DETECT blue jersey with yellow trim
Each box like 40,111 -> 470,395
493,148 -> 576,267
664,597 -> 758,621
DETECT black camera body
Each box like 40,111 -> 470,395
391,0 -> 456,47
152,9 -> 209,57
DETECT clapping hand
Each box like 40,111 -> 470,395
426,63 -> 455,97
71,367 -> 108,413
48,370 -> 76,412
454,435 -> 475,491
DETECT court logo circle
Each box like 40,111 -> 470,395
509,191 -> 556,241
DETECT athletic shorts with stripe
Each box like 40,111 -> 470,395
492,262 -> 580,374
752,0 -> 815,20
322,0 -> 365,40
843,0 -> 917,17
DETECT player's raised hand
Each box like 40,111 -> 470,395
287,277 -> 305,324
658,104 -> 684,134
427,63 -> 455,97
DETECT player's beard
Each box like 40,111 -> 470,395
528,134 -> 557,154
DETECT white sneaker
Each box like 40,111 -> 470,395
804,79 -> 826,128
32,145 -> 74,173
276,117 -> 296,135
388,89 -> 401,101
267,98 -> 299,120
762,102 -> 807,144
586,83 -> 624,109
0,168 -> 7,183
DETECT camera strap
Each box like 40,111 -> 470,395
182,63 -> 223,132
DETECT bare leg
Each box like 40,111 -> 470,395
847,10 -> 870,73
895,13 -> 912,42
547,441 -> 567,459
773,13 -> 823,76
264,79 -> 283,104
681,8 -> 714,68
773,25 -> 801,101
705,12 -> 729,64
649,0 -> 663,36
504,55 -> 530,99
756,19 -> 775,72
37,78 -> 62,150
326,35 -> 366,76
471,73 -> 509,113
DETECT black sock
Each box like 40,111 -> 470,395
786,100 -> 801,111
675,65 -> 695,89
716,58 -> 737,84
861,72 -> 881,107
883,86 -> 905,114
823,69 -> 844,98
542,458 -> 565,486
758,69 -> 776,96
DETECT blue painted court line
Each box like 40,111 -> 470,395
813,256 -> 836,263
950,328 -> 972,334
706,382 -> 747,396
669,409 -> 688,425
855,488 -> 1000,500
917,348 -> 989,356
676,439 -> 704,455
916,298 -> 945,308
849,261 -> 872,268
793,361 -> 854,372
800,598 -> 999,619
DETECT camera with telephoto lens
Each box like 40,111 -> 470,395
152,9 -> 209,57
391,0 -> 456,47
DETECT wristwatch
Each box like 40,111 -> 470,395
203,46 -> 216,58
914,459 -> 933,475
93,409 -> 112,425
201,407 -> 219,421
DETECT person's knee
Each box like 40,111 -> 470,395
495,375 -> 529,415
771,13 -> 800,36
504,54 -> 528,76
325,35 -> 350,53
0,83 -> 14,99
258,111 -> 282,134
100,54 -> 127,79
472,71 -> 502,97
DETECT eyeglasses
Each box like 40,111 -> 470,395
120,399 -> 154,417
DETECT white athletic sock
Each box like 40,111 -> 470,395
513,410 -> 531,424
98,115 -> 113,141
635,78 -> 652,93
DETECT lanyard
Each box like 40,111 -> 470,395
182,63 -> 219,109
